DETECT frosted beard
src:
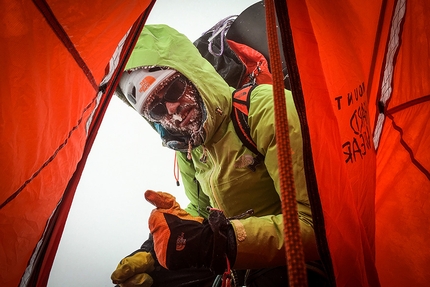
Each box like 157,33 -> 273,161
142,74 -> 206,152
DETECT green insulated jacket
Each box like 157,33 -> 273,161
125,24 -> 318,269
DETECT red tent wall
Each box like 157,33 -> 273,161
0,1 -> 151,286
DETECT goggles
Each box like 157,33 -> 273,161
147,76 -> 187,121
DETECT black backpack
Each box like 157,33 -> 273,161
193,1 -> 289,170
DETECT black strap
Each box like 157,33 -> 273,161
231,85 -> 265,171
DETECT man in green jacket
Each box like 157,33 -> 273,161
111,24 -> 324,287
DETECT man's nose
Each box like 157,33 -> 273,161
165,101 -> 181,114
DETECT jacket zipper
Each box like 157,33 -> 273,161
206,148 -> 224,211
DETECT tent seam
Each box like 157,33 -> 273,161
32,0 -> 98,90
386,94 -> 430,114
0,99 -> 96,209
373,0 -> 407,150
386,113 -> 430,180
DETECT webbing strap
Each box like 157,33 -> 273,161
265,0 -> 308,286
231,85 -> 264,171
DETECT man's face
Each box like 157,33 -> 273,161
142,72 -> 205,145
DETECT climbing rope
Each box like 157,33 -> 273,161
264,0 -> 308,286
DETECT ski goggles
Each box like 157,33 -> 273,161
147,76 -> 187,121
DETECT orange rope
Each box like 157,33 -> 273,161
264,0 -> 308,286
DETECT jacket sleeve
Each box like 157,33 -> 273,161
231,85 -> 319,269
176,151 -> 211,219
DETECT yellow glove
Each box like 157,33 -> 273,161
111,251 -> 155,287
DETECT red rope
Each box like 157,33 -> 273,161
221,256 -> 232,287
264,0 -> 308,286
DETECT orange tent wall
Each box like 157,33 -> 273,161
283,0 -> 382,286
284,0 -> 430,286
0,1 -> 151,286
373,1 -> 430,286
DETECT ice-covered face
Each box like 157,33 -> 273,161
141,71 -> 205,148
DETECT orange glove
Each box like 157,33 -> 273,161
145,190 -> 236,274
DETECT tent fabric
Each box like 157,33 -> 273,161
373,1 -> 430,286
1,0 -> 429,286
0,1 -> 152,286
283,0 -> 430,286
281,1 -> 381,286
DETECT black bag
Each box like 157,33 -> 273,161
193,15 -> 246,89
193,1 -> 290,90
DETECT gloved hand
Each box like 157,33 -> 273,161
145,190 -> 236,274
111,251 -> 155,287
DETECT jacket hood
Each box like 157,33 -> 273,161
125,24 -> 233,147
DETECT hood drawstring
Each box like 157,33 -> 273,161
187,141 -> 193,160
199,146 -> 208,163
173,152 -> 180,186
204,15 -> 238,57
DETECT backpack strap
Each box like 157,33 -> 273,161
231,85 -> 265,171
